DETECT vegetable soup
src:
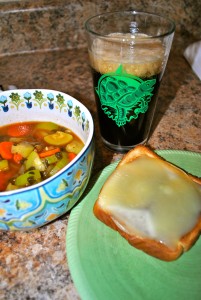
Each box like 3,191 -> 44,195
0,121 -> 84,191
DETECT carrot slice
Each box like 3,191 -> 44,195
39,147 -> 61,158
7,123 -> 32,137
68,152 -> 76,161
13,153 -> 23,164
0,141 -> 13,160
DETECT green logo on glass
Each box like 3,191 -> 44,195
96,65 -> 156,127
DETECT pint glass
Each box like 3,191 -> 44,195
85,11 -> 175,152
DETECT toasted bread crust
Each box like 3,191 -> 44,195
93,146 -> 201,261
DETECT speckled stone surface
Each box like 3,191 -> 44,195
0,0 -> 201,55
0,0 -> 201,299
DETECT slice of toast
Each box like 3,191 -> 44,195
94,146 -> 201,261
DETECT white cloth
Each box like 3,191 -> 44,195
184,41 -> 201,80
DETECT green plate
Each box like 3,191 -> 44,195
66,150 -> 201,300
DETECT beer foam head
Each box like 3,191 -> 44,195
90,33 -> 165,77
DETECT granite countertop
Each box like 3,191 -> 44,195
0,43 -> 201,299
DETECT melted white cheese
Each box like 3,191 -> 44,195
100,156 -> 201,247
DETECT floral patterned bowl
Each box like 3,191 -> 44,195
0,89 -> 94,231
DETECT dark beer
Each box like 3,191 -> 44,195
89,33 -> 164,152
92,68 -> 161,151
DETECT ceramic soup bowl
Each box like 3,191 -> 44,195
0,89 -> 94,231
